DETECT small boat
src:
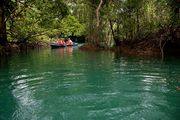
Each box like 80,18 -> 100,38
50,44 -> 66,49
50,42 -> 78,49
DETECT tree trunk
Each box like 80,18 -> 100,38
109,19 -> 115,40
0,1 -> 7,46
96,0 -> 103,27
136,8 -> 139,37
89,0 -> 103,45
159,36 -> 167,61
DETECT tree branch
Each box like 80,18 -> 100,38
96,0 -> 103,27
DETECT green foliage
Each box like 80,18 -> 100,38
100,0 -> 172,40
68,0 -> 177,47
8,8 -> 43,42
3,0 -> 179,46
60,15 -> 85,36
6,0 -> 69,42
36,0 -> 69,28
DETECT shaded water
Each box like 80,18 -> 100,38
0,47 -> 180,120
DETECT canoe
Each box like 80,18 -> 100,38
50,44 -> 66,49
50,42 -> 78,48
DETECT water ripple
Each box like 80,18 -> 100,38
1,49 -> 180,120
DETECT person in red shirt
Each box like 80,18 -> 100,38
66,38 -> 73,45
57,39 -> 65,45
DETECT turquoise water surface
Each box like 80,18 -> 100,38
0,47 -> 180,120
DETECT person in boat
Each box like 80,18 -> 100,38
66,38 -> 73,45
57,39 -> 65,45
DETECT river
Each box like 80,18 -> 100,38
0,47 -> 180,120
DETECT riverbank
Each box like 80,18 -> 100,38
79,43 -> 161,57
119,27 -> 180,57
80,26 -> 180,58
0,41 -> 49,56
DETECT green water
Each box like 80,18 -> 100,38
0,47 -> 180,120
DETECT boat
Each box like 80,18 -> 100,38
50,42 -> 78,49
50,44 -> 66,49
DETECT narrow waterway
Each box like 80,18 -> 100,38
0,47 -> 180,120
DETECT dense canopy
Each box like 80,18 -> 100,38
0,0 -> 179,57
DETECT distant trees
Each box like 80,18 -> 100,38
70,0 -> 179,47
0,0 -> 179,48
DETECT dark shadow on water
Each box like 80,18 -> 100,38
0,57 -> 17,120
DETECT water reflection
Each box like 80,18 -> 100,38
58,48 -> 65,58
66,47 -> 73,56
56,47 -> 74,57
0,58 -> 16,120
